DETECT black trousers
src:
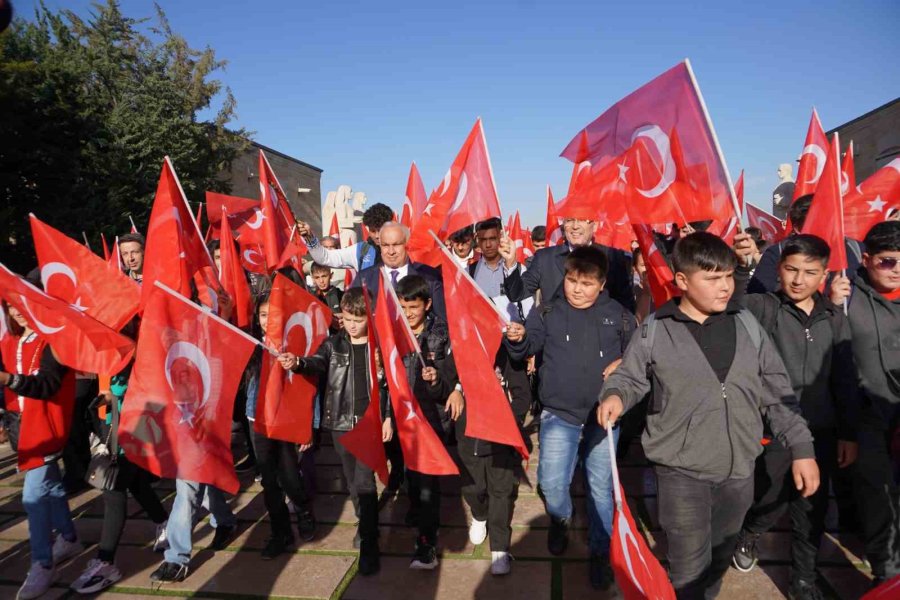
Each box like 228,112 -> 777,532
743,435 -> 837,584
253,431 -> 311,538
655,466 -> 754,600
63,378 -> 97,486
331,429 -> 379,542
459,446 -> 519,551
407,470 -> 441,545
98,456 -> 168,562
854,418 -> 900,579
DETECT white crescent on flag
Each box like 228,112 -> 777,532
40,262 -> 87,311
18,294 -> 64,335
631,125 -> 676,198
164,341 -> 212,408
801,144 -> 827,184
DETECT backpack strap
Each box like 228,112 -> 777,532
468,262 -> 478,278
640,314 -> 658,378
736,308 -> 764,352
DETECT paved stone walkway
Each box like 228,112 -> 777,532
0,422 -> 873,599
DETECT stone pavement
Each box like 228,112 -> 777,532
0,421 -> 874,599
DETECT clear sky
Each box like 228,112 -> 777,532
18,0 -> 900,226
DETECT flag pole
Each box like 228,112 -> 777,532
153,280 -> 279,356
128,215 -> 138,233
81,231 -> 92,251
428,230 -> 510,325
606,422 -> 624,509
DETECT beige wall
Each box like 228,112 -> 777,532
830,97 -> 900,182
220,142 -> 323,232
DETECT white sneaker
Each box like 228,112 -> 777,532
17,563 -> 56,599
51,535 -> 83,565
70,559 -> 121,594
152,521 -> 169,552
490,551 -> 512,576
468,518 -> 487,545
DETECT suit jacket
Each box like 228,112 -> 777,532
503,243 -> 635,313
352,261 -> 446,321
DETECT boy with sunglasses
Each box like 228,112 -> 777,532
831,220 -> 900,588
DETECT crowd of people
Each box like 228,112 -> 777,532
1,197 -> 899,600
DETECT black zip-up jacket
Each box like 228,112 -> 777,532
504,289 -> 636,426
734,268 -> 859,440
401,315 -> 457,441
292,331 -> 390,431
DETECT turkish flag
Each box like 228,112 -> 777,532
841,141 -> 856,197
344,268 -> 355,289
335,287 -> 389,484
118,283 -> 256,494
746,204 -> 787,244
438,246 -> 528,459
374,274 -> 458,475
403,162 -> 428,229
328,213 -> 340,238
596,217 -> 635,252
843,158 -> 900,241
142,158 -> 219,310
509,211 -> 535,263
0,263 -> 135,375
259,151 -> 298,271
239,243 -> 268,275
561,61 -> 737,228
606,429 -> 676,600
255,274 -> 331,444
219,209 -> 253,329
276,227 -> 309,274
862,575 -> 900,600
205,192 -> 264,244
109,236 -> 123,272
706,170 -> 744,244
408,119 -> 502,266
632,224 -> 679,308
100,233 -> 111,261
793,108 -> 829,200
545,186 -> 564,246
30,215 -> 140,332
803,133 -> 847,271
734,169 -> 745,215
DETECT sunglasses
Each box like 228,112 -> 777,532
874,256 -> 900,271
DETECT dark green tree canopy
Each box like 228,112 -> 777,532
0,0 -> 250,272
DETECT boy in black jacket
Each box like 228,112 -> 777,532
309,262 -> 343,331
731,234 -> 859,599
278,288 -> 393,577
504,246 -> 635,590
394,275 -> 463,571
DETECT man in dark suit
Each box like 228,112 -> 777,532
500,217 -> 634,312
352,221 -> 446,321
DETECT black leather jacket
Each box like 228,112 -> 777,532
293,331 -> 390,431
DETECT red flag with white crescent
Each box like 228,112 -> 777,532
509,211 -> 534,263
219,209 -> 254,329
374,273 -> 458,475
746,204 -> 787,244
256,274 -> 331,444
794,108 -> 829,200
30,215 -> 140,332
335,286 -> 389,484
632,224 -> 679,308
205,192 -> 263,243
0,263 -> 135,375
803,133 -> 848,271
842,158 -> 900,241
403,162 -> 428,229
118,283 -> 257,495
545,186 -> 564,246
606,424 -> 677,600
259,151 -> 299,271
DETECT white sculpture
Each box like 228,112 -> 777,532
322,185 -> 365,247
772,163 -> 796,221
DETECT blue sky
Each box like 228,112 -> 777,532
19,0 -> 900,226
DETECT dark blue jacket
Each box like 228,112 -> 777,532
352,261 -> 446,321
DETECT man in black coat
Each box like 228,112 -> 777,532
351,222 -> 446,320
499,217 -> 634,312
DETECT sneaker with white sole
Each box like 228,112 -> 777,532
17,563 -> 56,600
51,535 -> 84,565
70,559 -> 121,594
490,551 -> 512,576
152,521 -> 169,552
468,518 -> 487,546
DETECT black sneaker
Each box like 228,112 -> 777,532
209,525 -> 237,551
261,534 -> 295,560
547,517 -> 569,556
731,530 -> 760,573
297,509 -> 317,542
788,578 -> 825,600
358,539 -> 381,576
404,508 -> 420,528
150,561 -> 188,583
409,536 -> 439,570
589,554 -> 613,590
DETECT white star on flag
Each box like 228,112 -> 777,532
868,196 -> 886,213
617,161 -> 630,182
422,202 -> 435,216
403,401 -> 418,421
175,401 -> 197,427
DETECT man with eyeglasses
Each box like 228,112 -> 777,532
499,215 -> 635,312
831,220 -> 900,589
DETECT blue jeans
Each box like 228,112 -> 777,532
537,410 -> 618,556
22,461 -> 77,567
164,479 -> 236,566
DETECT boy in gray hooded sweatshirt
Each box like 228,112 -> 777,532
597,232 -> 819,600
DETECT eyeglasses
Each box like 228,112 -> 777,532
874,256 -> 900,271
563,218 -> 595,225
